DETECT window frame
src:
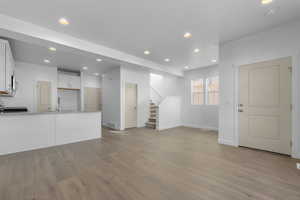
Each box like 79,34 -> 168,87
190,75 -> 219,106
205,76 -> 220,106
191,79 -> 205,105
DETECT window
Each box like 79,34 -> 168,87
191,76 -> 219,105
206,76 -> 219,105
191,79 -> 204,105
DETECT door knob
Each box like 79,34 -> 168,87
239,104 -> 244,107
238,109 -> 243,112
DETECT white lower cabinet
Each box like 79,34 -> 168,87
0,115 -> 56,155
0,112 -> 102,155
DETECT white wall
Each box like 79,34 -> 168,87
219,20 -> 300,158
121,64 -> 150,130
150,72 -> 184,104
82,73 -> 102,88
158,96 -> 182,130
183,65 -> 219,130
102,67 -> 122,129
102,64 -> 184,130
1,62 -> 58,112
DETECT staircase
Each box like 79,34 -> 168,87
146,101 -> 158,129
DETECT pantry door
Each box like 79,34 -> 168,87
125,83 -> 137,129
37,81 -> 52,112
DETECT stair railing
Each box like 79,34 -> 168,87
150,86 -> 164,105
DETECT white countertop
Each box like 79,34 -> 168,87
0,110 -> 101,116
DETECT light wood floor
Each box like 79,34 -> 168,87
0,127 -> 300,200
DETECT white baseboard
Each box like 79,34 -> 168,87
183,124 -> 218,131
218,138 -> 237,147
292,152 -> 300,159
158,124 -> 183,131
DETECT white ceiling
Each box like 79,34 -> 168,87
6,38 -> 120,75
0,0 -> 299,72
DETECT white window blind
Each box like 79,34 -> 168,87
191,79 -> 204,105
206,76 -> 219,105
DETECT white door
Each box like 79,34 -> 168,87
125,83 -> 137,129
239,57 -> 292,155
84,87 -> 102,112
37,81 -> 52,112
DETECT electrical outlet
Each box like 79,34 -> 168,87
297,163 -> 300,170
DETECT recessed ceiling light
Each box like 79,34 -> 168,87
44,59 -> 50,63
194,48 -> 200,53
58,18 -> 69,25
184,66 -> 190,69
261,0 -> 273,5
164,58 -> 170,62
211,59 -> 217,63
82,66 -> 88,70
144,50 -> 151,55
96,58 -> 102,62
184,32 -> 192,38
94,73 -> 99,76
49,47 -> 56,51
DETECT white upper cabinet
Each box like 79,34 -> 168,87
0,39 -> 15,94
0,42 -> 6,92
58,72 -> 81,90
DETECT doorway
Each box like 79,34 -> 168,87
238,57 -> 292,155
37,81 -> 52,112
125,83 -> 137,129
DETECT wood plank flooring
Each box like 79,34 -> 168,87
0,127 -> 300,200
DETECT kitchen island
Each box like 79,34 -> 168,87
0,111 -> 102,155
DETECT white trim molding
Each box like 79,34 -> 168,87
291,53 -> 300,159
218,138 -> 237,147
158,125 -> 183,131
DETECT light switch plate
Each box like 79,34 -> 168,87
297,163 -> 300,170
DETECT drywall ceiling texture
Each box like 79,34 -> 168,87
2,1 -> 299,74
218,20 -> 300,159
8,39 -> 120,76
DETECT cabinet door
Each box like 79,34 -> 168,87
70,76 -> 81,89
0,42 -> 6,92
58,73 -> 80,89
37,81 -> 52,112
58,73 -> 68,88
5,43 -> 13,92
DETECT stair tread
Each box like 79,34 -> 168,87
146,122 -> 156,125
